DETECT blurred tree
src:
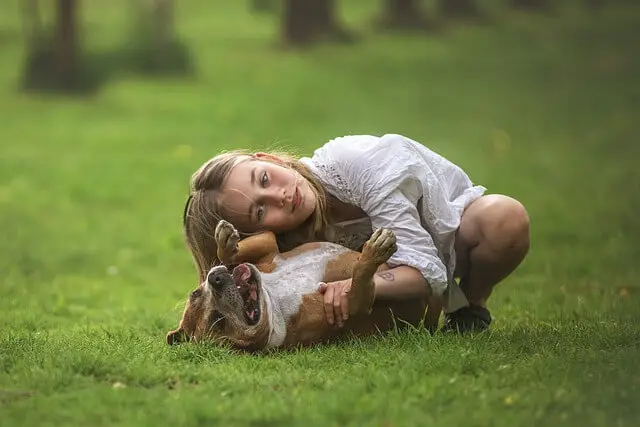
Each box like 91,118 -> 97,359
283,0 -> 352,45
251,0 -> 277,13
151,0 -> 173,68
126,0 -> 193,75
21,0 -> 88,92
21,0 -> 43,46
439,0 -> 483,21
55,0 -> 78,80
509,0 -> 552,12
378,0 -> 433,30
584,0 -> 603,11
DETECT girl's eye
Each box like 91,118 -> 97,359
260,172 -> 268,187
190,289 -> 202,299
257,205 -> 265,222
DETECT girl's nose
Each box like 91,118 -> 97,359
262,186 -> 286,207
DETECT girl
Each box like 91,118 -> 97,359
183,133 -> 530,333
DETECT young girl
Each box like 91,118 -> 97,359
183,133 -> 530,333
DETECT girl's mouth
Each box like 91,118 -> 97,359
292,187 -> 301,212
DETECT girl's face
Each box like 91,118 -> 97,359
218,156 -> 317,234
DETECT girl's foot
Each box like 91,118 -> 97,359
442,304 -> 492,333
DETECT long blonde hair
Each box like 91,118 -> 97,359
183,150 -> 329,282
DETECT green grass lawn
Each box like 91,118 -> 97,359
1,1 -> 639,426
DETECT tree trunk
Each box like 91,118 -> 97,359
251,0 -> 275,13
439,0 -> 482,20
154,0 -> 173,67
21,0 -> 42,46
283,0 -> 311,44
310,0 -> 335,36
379,0 -> 433,30
282,0 -> 350,45
510,0 -> 552,12
55,0 -> 77,81
584,0 -> 603,12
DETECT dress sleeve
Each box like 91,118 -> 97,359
363,189 -> 449,296
335,135 -> 455,295
303,133 -> 460,296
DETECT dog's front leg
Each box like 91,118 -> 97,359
215,220 -> 278,266
348,229 -> 397,316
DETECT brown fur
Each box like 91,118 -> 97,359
167,227 -> 436,352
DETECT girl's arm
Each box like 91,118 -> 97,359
319,265 -> 432,327
373,265 -> 431,300
319,191 -> 449,327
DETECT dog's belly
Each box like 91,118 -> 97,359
260,243 -> 352,348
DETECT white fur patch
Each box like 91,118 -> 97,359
261,243 -> 350,348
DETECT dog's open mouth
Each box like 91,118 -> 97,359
232,264 -> 261,325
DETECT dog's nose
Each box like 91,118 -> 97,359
207,266 -> 228,288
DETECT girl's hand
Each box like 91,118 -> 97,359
318,279 -> 352,327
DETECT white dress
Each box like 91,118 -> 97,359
300,134 -> 486,313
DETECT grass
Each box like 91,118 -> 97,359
1,1 -> 639,426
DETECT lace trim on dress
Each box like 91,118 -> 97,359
315,162 -> 356,205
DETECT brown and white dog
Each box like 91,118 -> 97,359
166,220 -> 439,351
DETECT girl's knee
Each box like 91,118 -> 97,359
482,195 -> 530,253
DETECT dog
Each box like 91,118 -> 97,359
166,220 -> 439,351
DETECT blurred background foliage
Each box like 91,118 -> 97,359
17,0 -> 609,93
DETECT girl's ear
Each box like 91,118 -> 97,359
254,152 -> 282,163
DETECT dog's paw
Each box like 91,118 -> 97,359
215,220 -> 240,264
361,228 -> 397,266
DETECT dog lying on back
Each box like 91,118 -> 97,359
167,220 -> 437,351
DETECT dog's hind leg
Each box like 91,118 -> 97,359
348,229 -> 397,316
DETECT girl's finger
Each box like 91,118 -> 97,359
340,288 -> 349,321
333,289 -> 343,328
323,285 -> 335,325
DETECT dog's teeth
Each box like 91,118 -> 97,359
250,290 -> 257,301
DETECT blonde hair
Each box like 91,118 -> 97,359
183,150 -> 329,282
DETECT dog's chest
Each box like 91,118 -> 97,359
261,243 -> 349,322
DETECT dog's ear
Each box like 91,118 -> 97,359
166,327 -> 187,346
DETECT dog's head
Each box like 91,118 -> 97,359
166,263 -> 270,352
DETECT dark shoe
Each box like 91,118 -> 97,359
442,304 -> 492,334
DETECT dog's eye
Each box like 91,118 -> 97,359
190,289 -> 202,299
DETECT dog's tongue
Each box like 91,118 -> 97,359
232,264 -> 251,286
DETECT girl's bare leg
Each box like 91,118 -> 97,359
446,194 -> 530,331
